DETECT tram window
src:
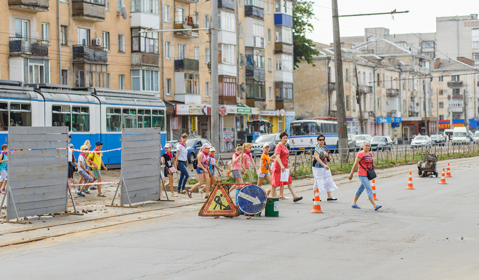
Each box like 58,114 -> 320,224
122,108 -> 137,128
106,107 -> 121,132
152,110 -> 165,130
72,106 -> 90,132
138,109 -> 151,128
52,105 -> 71,130
0,103 -> 8,131
10,103 -> 32,127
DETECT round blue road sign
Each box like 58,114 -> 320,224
237,185 -> 267,215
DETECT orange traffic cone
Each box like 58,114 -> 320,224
446,163 -> 452,178
438,168 -> 447,184
310,188 -> 323,213
372,179 -> 378,201
406,171 -> 415,190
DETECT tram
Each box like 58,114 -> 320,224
0,80 -> 166,167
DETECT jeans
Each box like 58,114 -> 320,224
177,161 -> 189,192
355,176 -> 373,198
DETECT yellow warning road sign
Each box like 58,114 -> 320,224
198,185 -> 239,217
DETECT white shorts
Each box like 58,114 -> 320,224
0,170 -> 7,182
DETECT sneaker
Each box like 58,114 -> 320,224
76,187 -> 81,192
90,186 -> 98,190
77,192 -> 85,197
1,189 -> 6,194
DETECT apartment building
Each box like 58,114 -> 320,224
3,0 -> 132,88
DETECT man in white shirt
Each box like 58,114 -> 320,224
175,133 -> 190,194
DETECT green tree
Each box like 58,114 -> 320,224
293,1 -> 320,69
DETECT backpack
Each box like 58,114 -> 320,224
192,158 -> 198,169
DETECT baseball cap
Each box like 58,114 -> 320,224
201,143 -> 211,149
263,143 -> 271,148
68,143 -> 74,148
96,141 -> 103,146
210,147 -> 216,152
164,143 -> 172,148
80,145 -> 88,150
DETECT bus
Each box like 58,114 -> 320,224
289,119 -> 339,151
0,81 -> 166,167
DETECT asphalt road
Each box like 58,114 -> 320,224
1,158 -> 478,279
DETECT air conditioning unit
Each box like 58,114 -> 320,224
92,38 -> 102,46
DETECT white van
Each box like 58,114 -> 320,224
452,127 -> 471,145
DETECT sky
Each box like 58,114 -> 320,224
307,0 -> 478,44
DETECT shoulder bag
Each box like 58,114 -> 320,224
359,161 -> 377,181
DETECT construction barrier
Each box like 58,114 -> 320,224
372,179 -> 378,201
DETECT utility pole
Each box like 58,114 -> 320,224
436,88 -> 439,134
423,79 -> 428,135
464,85 -> 469,133
331,0 -> 348,160
211,0 -> 220,151
354,54 -> 364,134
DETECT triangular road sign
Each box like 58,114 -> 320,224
198,185 -> 239,217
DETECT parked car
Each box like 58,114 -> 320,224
171,138 -> 211,162
348,134 -> 357,151
354,134 -> 372,149
370,136 -> 393,151
252,133 -> 278,155
411,135 -> 433,148
452,127 -> 472,145
474,131 -> 479,143
430,134 -> 445,146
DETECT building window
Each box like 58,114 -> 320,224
77,28 -> 90,45
422,41 -> 434,49
177,43 -> 186,59
106,73 -> 110,88
60,26 -> 67,45
439,115 -> 444,120
204,14 -> 210,28
119,74 -> 125,89
206,82 -> 210,97
176,8 -> 184,23
166,78 -> 171,95
275,0 -> 280,12
131,0 -> 159,14
218,11 -> 235,32
27,59 -> 50,84
438,76 -> 443,82
275,26 -> 292,44
165,42 -> 170,58
245,0 -> 264,8
131,28 -> 159,53
439,102 -> 444,109
346,95 -> 349,110
194,12 -> 199,26
275,54 -> 292,72
205,48 -> 210,64
219,44 -> 235,64
194,47 -> 199,60
218,76 -> 236,97
252,19 -> 264,37
61,70 -> 68,85
472,29 -> 479,49
103,32 -> 110,51
451,75 -> 459,82
131,70 -> 159,91
453,88 -> 460,95
246,49 -> 264,68
238,0 -> 241,6
118,34 -> 125,52
185,73 -> 199,94
246,80 -> 265,99
268,87 -> 272,101
105,0 -> 110,10
268,58 -> 272,72
40,23 -> 49,44
267,29 -> 271,43
345,69 -> 349,83
267,0 -> 270,13
15,19 -> 29,40
164,5 -> 170,22
473,53 -> 479,61
439,89 -> 443,95
378,98 -> 381,111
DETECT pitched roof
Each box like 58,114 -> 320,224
433,57 -> 476,70
354,38 -> 412,55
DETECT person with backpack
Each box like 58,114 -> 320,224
348,141 -> 382,211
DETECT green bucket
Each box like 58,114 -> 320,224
265,198 -> 279,217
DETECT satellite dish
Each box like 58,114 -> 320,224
121,7 -> 128,20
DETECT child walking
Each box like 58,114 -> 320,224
230,145 -> 244,195
87,141 -> 108,197
0,144 -> 8,194
258,143 -> 273,191
77,145 -> 95,197
161,143 -> 177,197
200,147 -> 223,197
242,143 -> 258,183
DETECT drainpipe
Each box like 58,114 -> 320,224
58,0 -> 61,84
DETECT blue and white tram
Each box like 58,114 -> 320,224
289,119 -> 339,151
0,81 -> 166,167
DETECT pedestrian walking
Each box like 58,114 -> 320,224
257,143 -> 272,189
0,144 -> 8,194
271,132 -> 303,202
175,133 -> 189,194
201,147 -> 223,196
68,143 -> 77,187
242,143 -> 258,183
348,141 -> 382,211
77,145 -> 94,197
230,145 -> 244,195
161,143 -> 177,197
87,141 -> 108,197
188,143 -> 211,198
312,134 -> 338,200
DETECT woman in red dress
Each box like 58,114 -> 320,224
271,132 -> 303,202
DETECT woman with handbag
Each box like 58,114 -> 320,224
348,141 -> 382,211
312,134 -> 338,200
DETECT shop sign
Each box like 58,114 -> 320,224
439,119 -> 478,129
237,108 -> 252,114
219,105 -> 227,116
260,110 -> 279,116
392,123 -> 400,128
202,105 -> 211,115
191,117 -> 198,131
171,117 -> 179,130
175,104 -> 189,115
223,131 -> 233,142
280,109 -> 286,116
226,106 -> 236,114
252,108 -> 261,115
189,105 -> 201,115
376,117 -> 401,124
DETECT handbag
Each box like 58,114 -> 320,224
168,166 -> 177,173
359,161 -> 377,180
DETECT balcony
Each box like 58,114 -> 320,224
452,94 -> 463,99
176,0 -> 198,3
245,6 -> 264,19
174,58 -> 199,72
8,0 -> 49,12
368,111 -> 375,118
386,88 -> 399,96
73,45 -> 108,63
219,96 -> 237,105
131,53 -> 159,68
275,42 -> 293,54
245,37 -> 265,48
174,20 -> 199,38
447,81 -> 463,88
175,93 -> 201,104
72,0 -> 106,22
360,85 -> 373,94
450,106 -> 463,113
9,38 -> 48,57
246,68 -> 265,79
274,14 -> 293,27
408,111 -> 419,117
218,0 -> 235,11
